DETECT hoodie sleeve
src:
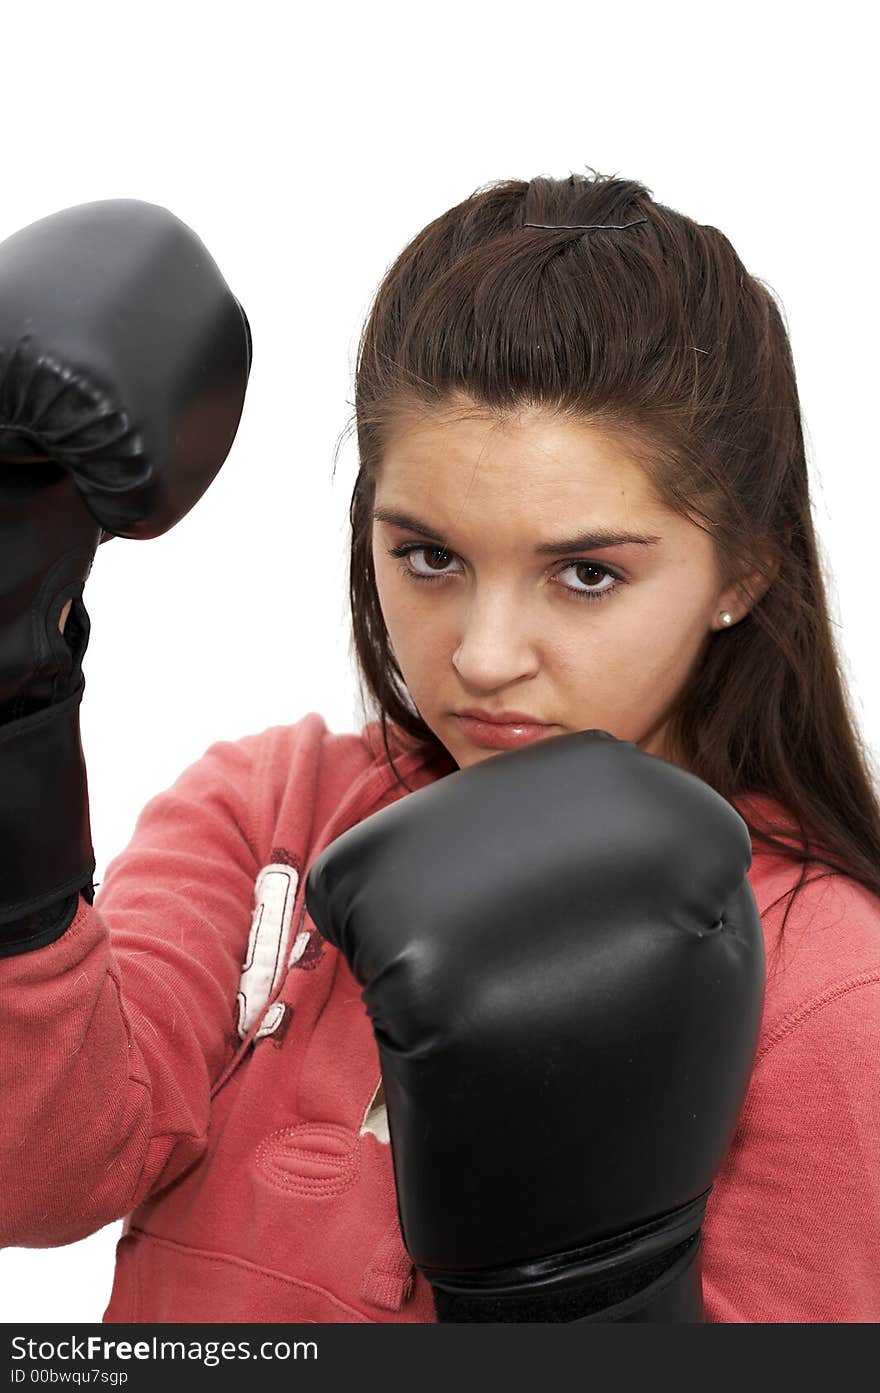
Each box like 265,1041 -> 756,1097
0,730 -> 263,1249
701,970 -> 880,1322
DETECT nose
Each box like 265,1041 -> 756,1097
452,593 -> 540,690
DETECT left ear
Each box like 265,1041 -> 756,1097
719,535 -> 785,623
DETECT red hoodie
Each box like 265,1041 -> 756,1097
1,713 -> 878,1322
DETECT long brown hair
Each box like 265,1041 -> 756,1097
333,167 -> 880,938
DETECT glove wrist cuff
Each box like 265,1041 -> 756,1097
425,1189 -> 709,1323
0,674 -> 96,933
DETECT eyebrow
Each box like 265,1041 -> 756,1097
372,507 -> 662,555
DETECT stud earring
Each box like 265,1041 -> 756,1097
719,612 -> 733,626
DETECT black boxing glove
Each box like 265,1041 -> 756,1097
305,731 -> 765,1322
0,199 -> 251,950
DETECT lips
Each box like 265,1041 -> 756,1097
456,708 -> 548,725
454,712 -> 557,750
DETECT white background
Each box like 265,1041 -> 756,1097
1,0 -> 876,1324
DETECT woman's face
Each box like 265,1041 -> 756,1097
371,404 -> 739,771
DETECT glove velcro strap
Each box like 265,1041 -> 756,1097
0,673 -> 96,930
425,1189 -> 710,1323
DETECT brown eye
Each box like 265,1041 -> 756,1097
556,561 -> 623,603
387,543 -> 462,580
423,547 -> 452,572
575,563 -> 607,588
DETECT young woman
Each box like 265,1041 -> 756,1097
1,171 -> 878,1324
